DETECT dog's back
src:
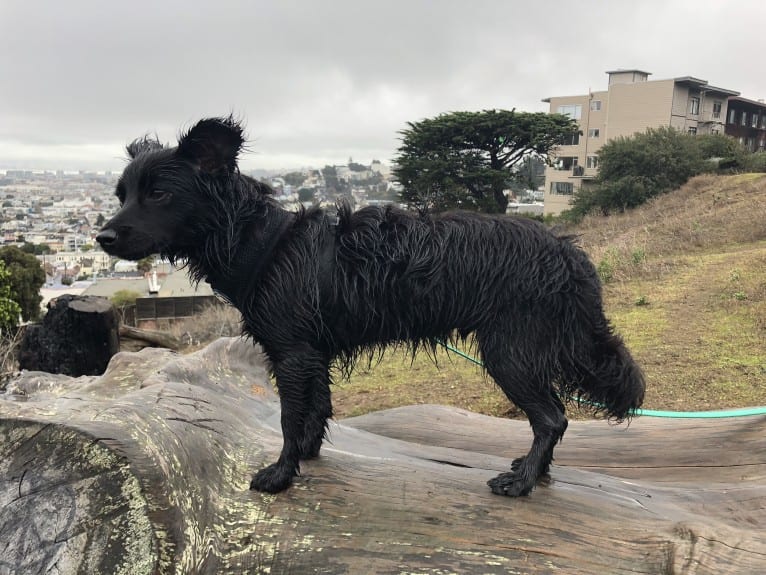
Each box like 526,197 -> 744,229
325,204 -> 584,345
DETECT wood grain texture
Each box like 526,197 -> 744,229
1,337 -> 764,574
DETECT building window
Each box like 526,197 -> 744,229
741,112 -> 748,126
590,100 -> 602,111
588,128 -> 600,138
752,113 -> 760,128
688,127 -> 697,135
554,157 -> 578,171
561,132 -> 580,146
689,97 -> 700,115
550,182 -> 574,195
586,155 -> 599,169
557,104 -> 582,119
728,109 -> 736,124
712,101 -> 722,119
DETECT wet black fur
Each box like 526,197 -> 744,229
98,117 -> 645,497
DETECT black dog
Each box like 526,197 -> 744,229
97,117 -> 645,497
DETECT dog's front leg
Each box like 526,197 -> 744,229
249,350 -> 321,493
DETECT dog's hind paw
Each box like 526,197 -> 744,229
249,463 -> 295,493
487,472 -> 534,497
299,438 -> 323,460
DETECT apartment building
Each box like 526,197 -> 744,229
542,69 -> 739,215
724,96 -> 766,152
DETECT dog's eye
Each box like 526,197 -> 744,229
149,189 -> 171,201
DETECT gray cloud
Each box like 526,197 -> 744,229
1,0 -> 763,171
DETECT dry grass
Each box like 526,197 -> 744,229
170,303 -> 243,349
0,327 -> 24,387
575,173 -> 766,280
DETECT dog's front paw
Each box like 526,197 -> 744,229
249,463 -> 295,493
511,455 -> 551,475
487,471 -> 534,497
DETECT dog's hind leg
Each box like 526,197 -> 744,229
299,364 -> 333,460
478,327 -> 568,497
249,348 -> 328,493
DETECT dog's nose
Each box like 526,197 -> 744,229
96,228 -> 118,247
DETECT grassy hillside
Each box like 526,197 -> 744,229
332,174 -> 766,418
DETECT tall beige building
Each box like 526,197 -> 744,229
542,70 -> 739,215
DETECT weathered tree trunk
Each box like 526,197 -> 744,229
1,337 -> 764,574
17,294 -> 119,376
119,324 -> 182,351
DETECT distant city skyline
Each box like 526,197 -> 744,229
0,143 -> 396,174
0,154 -> 392,176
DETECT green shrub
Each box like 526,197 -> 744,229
742,152 -> 766,173
631,247 -> 646,265
111,289 -> 142,307
568,126 -> 710,218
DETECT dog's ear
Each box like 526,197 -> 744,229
126,135 -> 164,159
177,117 -> 245,174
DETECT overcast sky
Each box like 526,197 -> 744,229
1,0 -> 764,173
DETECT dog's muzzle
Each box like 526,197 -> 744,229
96,228 -> 118,249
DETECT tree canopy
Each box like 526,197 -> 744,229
282,171 -> 306,188
297,188 -> 315,203
137,256 -> 154,275
393,110 -> 579,213
0,260 -> 22,333
0,246 -> 45,323
20,242 -> 53,255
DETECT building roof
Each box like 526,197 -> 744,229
81,277 -> 150,298
673,76 -> 739,96
605,68 -> 652,76
727,95 -> 766,109
157,271 -> 214,297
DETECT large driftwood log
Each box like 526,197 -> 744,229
0,337 -> 764,574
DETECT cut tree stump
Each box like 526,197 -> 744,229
17,294 -> 119,376
1,337 -> 764,574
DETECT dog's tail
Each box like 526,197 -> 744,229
565,318 -> 646,421
559,249 -> 646,421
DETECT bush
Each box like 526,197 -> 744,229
0,261 -> 22,333
110,290 -> 142,307
742,151 -> 766,172
566,126 -> 725,220
696,133 -> 747,162
0,246 -> 45,322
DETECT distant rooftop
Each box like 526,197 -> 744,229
605,68 -> 652,76
674,76 -> 739,96
542,69 -> 740,102
728,95 -> 766,107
